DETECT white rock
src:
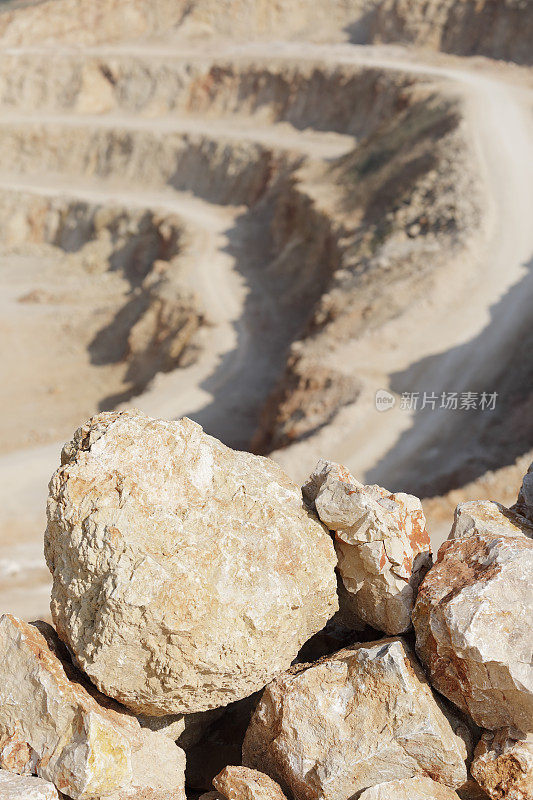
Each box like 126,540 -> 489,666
45,410 -> 338,715
471,728 -> 533,800
303,459 -> 431,634
414,530 -> 533,731
358,776 -> 462,799
0,614 -> 186,800
450,500 -> 533,540
0,770 -> 59,800
242,637 -> 468,800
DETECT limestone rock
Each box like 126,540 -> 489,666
0,770 -> 59,800
358,776 -> 462,799
471,728 -> 533,800
242,637 -> 468,800
450,500 -> 533,540
136,708 -> 223,749
413,531 -> 533,731
45,410 -> 338,715
512,462 -> 533,524
0,614 -> 186,800
303,459 -> 431,634
213,766 -> 288,800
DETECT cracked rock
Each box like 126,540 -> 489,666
471,728 -> 533,800
413,531 -> 533,731
45,410 -> 338,715
303,459 -> 431,634
0,770 -> 59,800
0,614 -> 186,800
242,637 -> 468,800
358,776 -> 462,799
450,500 -> 533,541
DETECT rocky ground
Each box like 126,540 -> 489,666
0,1 -> 532,625
0,409 -> 532,800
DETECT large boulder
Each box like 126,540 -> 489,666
413,530 -> 533,731
358,777 -> 462,799
213,766 -> 288,800
0,615 -> 186,800
471,728 -> 533,800
45,410 -> 338,715
242,638 -> 469,800
0,770 -> 59,800
303,459 -> 431,634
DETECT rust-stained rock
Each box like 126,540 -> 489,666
358,776 -> 462,799
213,766 -> 288,800
471,728 -> 533,800
242,637 -> 468,800
303,459 -> 431,634
0,614 -> 186,800
0,769 -> 59,800
413,531 -> 533,731
450,500 -> 533,540
45,410 -> 338,715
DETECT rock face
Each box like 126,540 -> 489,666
242,638 -> 468,800
413,531 -> 533,731
512,462 -> 533,523
0,614 -> 186,800
0,770 -> 59,800
358,776 -> 462,799
471,728 -> 533,800
303,459 -> 431,634
213,766 -> 288,800
450,500 -> 533,540
45,410 -> 338,715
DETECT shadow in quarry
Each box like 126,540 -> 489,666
366,256 -> 533,497
343,9 -> 378,45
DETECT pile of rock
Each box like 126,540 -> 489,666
0,409 -> 532,800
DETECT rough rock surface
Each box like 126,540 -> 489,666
213,766 -> 288,800
303,459 -> 431,634
413,531 -> 533,731
0,615 -> 186,800
136,708 -> 223,749
450,500 -> 533,540
512,462 -> 533,524
358,776 -> 462,799
0,770 -> 59,800
45,410 -> 338,715
242,637 -> 468,800
471,728 -> 533,800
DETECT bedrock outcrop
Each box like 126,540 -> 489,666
358,776 -> 462,799
413,530 -> 533,731
0,770 -> 59,800
471,728 -> 533,800
303,459 -> 431,634
242,637 -> 468,800
0,614 -> 186,800
45,410 -> 338,715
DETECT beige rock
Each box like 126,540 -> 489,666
213,766 -> 288,800
413,531 -> 533,731
242,637 -> 468,800
0,769 -> 59,800
358,776 -> 462,799
512,462 -> 533,524
303,459 -> 431,634
471,728 -> 533,800
450,500 -> 533,540
136,707 -> 223,749
45,410 -> 338,715
0,615 -> 186,800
